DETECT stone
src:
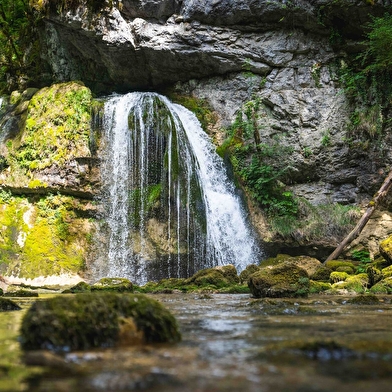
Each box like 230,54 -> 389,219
20,293 -> 181,351
248,261 -> 310,298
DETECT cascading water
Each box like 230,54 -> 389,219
95,92 -> 262,284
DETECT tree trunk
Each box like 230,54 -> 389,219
324,169 -> 392,263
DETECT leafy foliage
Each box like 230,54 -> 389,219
0,0 -> 41,93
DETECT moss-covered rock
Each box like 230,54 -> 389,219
381,265 -> 392,279
0,297 -> 21,311
185,268 -> 229,288
239,264 -> 260,284
91,277 -> 133,293
309,280 -> 332,293
325,260 -> 356,273
214,265 -> 239,284
310,265 -> 333,281
260,255 -> 321,276
248,262 -> 310,298
369,277 -> 392,294
335,266 -> 355,274
62,281 -> 91,294
333,273 -> 368,293
379,235 -> 392,265
347,294 -> 380,304
4,289 -> 38,297
329,271 -> 349,283
20,293 -> 181,352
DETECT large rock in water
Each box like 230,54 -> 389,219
248,261 -> 310,298
20,293 -> 181,351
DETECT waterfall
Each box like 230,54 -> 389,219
96,92 -> 262,284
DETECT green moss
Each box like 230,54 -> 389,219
6,82 -> 92,172
348,294 -> 380,304
62,281 -> 91,294
248,261 -> 310,298
185,268 -> 229,288
309,280 -> 332,293
382,265 -> 392,278
325,260 -> 356,272
167,93 -> 218,133
91,277 -> 133,293
310,266 -> 333,281
0,297 -> 21,311
239,264 -> 260,284
0,193 -> 91,278
369,277 -> 392,294
4,289 -> 38,297
20,293 -> 181,351
329,271 -> 350,283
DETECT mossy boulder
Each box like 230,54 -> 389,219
333,273 -> 368,293
381,265 -> 392,279
261,255 -> 321,276
325,260 -> 356,273
369,277 -> 392,294
329,271 -> 350,283
0,297 -> 21,311
62,281 -> 91,294
248,262 -> 310,298
185,268 -> 229,288
347,294 -> 380,305
379,235 -> 392,265
20,293 -> 181,352
310,265 -> 333,281
239,264 -> 260,284
4,289 -> 39,298
214,265 -> 239,284
91,278 -> 133,293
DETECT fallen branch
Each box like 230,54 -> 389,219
325,169 -> 392,262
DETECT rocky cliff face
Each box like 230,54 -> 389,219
2,0 -> 391,274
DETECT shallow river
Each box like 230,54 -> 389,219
1,293 -> 392,391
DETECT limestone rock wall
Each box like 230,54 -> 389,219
24,0 -> 392,258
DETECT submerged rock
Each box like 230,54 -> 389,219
20,293 -> 181,351
248,261 -> 310,298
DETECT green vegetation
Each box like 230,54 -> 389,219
0,193 -> 92,278
339,13 -> 392,145
0,0 -> 42,93
6,82 -> 92,172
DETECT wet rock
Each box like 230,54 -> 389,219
20,293 -> 181,351
248,261 -> 310,298
0,297 -> 21,311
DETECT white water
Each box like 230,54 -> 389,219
98,92 -> 262,284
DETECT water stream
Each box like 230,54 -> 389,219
94,93 -> 262,284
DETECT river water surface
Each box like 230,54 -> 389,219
1,293 -> 392,391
